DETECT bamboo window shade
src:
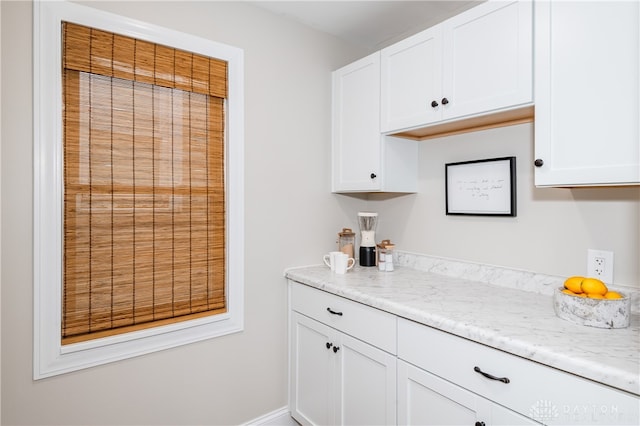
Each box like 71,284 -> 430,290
62,22 -> 228,344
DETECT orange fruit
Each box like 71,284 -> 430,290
564,276 -> 584,293
604,291 -> 623,299
586,293 -> 605,299
561,289 -> 577,296
581,277 -> 608,296
576,293 -> 587,298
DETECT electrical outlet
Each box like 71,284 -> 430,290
587,249 -> 614,284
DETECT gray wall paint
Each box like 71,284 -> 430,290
1,1 -> 638,425
369,123 -> 639,288
1,1 -> 364,424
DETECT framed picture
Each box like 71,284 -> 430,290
445,157 -> 516,216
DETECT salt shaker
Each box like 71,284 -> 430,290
378,246 -> 386,271
384,243 -> 395,271
377,240 -> 395,272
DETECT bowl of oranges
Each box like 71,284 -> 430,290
553,276 -> 630,329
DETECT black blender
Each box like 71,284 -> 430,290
357,212 -> 378,266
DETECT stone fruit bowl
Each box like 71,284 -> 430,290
553,287 -> 631,329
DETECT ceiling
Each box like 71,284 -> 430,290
250,1 -> 482,51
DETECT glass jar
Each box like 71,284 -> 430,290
338,228 -> 355,259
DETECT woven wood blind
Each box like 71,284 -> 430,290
62,22 -> 227,344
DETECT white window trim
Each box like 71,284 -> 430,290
33,0 -> 245,379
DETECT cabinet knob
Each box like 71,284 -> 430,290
475,422 -> 486,426
333,346 -> 340,353
430,100 -> 439,108
370,173 -> 377,180
534,158 -> 544,167
326,342 -> 332,350
441,97 -> 449,105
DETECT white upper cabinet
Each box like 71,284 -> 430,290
381,0 -> 533,134
441,0 -> 533,120
380,26 -> 443,132
332,52 -> 381,192
332,52 -> 418,193
534,1 -> 640,187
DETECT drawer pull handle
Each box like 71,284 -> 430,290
474,366 -> 510,384
326,307 -> 343,316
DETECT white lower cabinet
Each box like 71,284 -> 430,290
289,283 -> 397,425
289,282 -> 640,425
290,313 -> 333,425
398,318 -> 640,426
398,360 -> 538,426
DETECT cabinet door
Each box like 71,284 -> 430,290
398,361 -> 538,426
441,0 -> 532,120
398,360 -> 484,426
492,403 -> 541,426
290,312 -> 335,426
534,1 -> 640,186
337,334 -> 396,426
381,26 -> 443,132
332,52 -> 381,192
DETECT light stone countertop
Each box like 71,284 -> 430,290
285,254 -> 640,397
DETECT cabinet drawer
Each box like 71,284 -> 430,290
398,318 -> 639,425
290,282 -> 396,354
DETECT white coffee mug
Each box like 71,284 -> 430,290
323,251 -> 343,271
334,253 -> 355,274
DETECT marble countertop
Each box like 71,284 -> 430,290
285,260 -> 640,396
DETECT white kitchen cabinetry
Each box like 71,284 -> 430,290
398,360 -> 538,425
289,282 -> 639,425
534,1 -> 640,186
398,318 -> 640,425
380,25 -> 442,132
289,282 -> 397,425
332,52 -> 418,193
381,0 -> 532,134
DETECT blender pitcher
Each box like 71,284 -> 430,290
357,212 -> 378,266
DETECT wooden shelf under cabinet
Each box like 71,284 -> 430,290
390,105 -> 534,141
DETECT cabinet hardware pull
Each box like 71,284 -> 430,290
431,100 -> 439,108
475,422 -> 486,426
333,346 -> 340,353
326,342 -> 332,349
327,307 -> 343,316
473,366 -> 510,384
534,158 -> 544,167
370,173 -> 377,179
441,97 -> 449,105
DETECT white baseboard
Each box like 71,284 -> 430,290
241,406 -> 298,426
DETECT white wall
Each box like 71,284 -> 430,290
369,123 -> 640,289
2,1 -> 639,425
1,1 -> 365,424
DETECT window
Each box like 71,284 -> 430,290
34,1 -> 244,378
